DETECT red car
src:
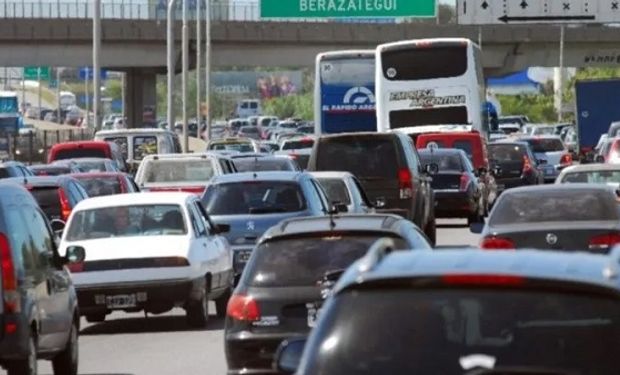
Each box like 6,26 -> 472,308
71,172 -> 140,197
48,141 -> 128,172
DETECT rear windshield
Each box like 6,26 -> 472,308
202,181 -> 306,215
53,148 -> 107,160
72,160 -> 109,173
419,152 -> 463,172
208,142 -> 254,152
381,45 -> 467,80
74,176 -> 121,197
240,127 -> 259,134
491,190 -> 618,225
282,139 -> 315,150
104,137 -> 128,159
141,159 -> 215,184
133,136 -> 158,161
488,144 -> 526,162
66,204 -> 186,241
244,235 -> 407,287
305,288 -> 620,374
316,137 -> 398,179
31,167 -> 71,176
232,159 -> 295,172
522,138 -> 564,153
30,187 -> 61,220
0,168 -> 10,179
561,170 -> 620,184
317,178 -> 351,205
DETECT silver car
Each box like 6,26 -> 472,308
514,135 -> 572,182
310,171 -> 375,214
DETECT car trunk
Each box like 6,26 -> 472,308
430,172 -> 462,190
490,222 -> 620,251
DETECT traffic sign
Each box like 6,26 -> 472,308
79,67 -> 108,80
23,66 -> 50,81
261,0 -> 436,18
457,0 -> 618,25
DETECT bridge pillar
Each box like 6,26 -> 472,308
124,68 -> 158,128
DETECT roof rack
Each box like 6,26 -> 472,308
357,237 -> 396,273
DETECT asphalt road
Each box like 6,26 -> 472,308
7,219 -> 479,375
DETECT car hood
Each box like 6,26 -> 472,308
210,212 -> 309,246
60,235 -> 190,261
534,151 -> 564,166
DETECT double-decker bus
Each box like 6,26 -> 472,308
375,38 -> 488,138
314,50 -> 376,135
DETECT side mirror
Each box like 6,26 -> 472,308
64,245 -> 86,265
213,223 -> 231,234
469,222 -> 484,234
50,219 -> 66,238
425,163 -> 439,175
274,338 -> 307,375
333,202 -> 348,213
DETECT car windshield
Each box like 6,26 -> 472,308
419,152 -> 463,172
54,148 -> 107,160
304,288 -> 620,375
316,136 -> 398,179
244,236 -> 407,287
282,139 -> 315,150
202,181 -> 306,215
561,170 -> 620,184
74,176 -> 122,197
141,159 -> 215,184
209,142 -> 254,152
232,158 -> 296,172
317,178 -> 351,205
72,160 -> 110,173
490,190 -> 618,225
488,144 -> 526,162
522,138 -> 564,153
66,204 -> 186,241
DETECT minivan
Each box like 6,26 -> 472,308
48,141 -> 128,173
235,99 -> 261,119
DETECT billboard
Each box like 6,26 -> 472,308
212,71 -> 303,99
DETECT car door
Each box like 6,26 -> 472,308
193,200 -> 231,291
187,202 -> 223,290
404,136 -> 432,226
23,204 -> 73,351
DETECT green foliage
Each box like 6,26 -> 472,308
497,94 -> 557,123
262,94 -> 313,120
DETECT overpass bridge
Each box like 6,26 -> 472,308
2,1 -> 620,125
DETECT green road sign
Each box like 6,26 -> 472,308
260,0 -> 435,18
23,66 -> 50,81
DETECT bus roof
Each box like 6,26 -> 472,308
317,49 -> 375,61
377,37 -> 475,51
0,91 -> 17,98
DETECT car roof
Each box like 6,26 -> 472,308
417,131 -> 482,140
309,171 -> 355,179
70,172 -> 127,178
0,161 -> 25,168
561,163 -> 620,173
232,155 -> 292,162
514,135 -> 562,140
74,192 -> 195,211
418,148 -> 466,155
336,248 -> 620,294
54,157 -> 112,163
141,153 -> 216,161
318,132 -> 396,140
50,141 -> 109,150
499,182 -> 615,195
208,171 -> 306,184
2,175 -> 71,187
95,128 -> 174,136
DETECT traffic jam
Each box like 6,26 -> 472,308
0,37 -> 619,375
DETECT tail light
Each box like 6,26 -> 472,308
588,233 -> 620,251
459,173 -> 470,192
227,294 -> 260,322
522,156 -> 533,175
0,233 -> 20,314
442,274 -> 524,286
58,188 -> 72,221
560,154 -> 572,166
480,236 -> 515,250
67,263 -> 84,273
398,168 -> 413,199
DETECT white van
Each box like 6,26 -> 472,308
235,99 -> 261,118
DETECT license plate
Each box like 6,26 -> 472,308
306,303 -> 319,328
544,168 -> 555,176
239,250 -> 252,262
106,294 -> 137,309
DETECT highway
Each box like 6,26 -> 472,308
0,219 -> 474,375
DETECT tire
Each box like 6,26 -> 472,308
7,333 -> 37,375
186,285 -> 209,328
52,320 -> 78,375
215,288 -> 231,319
85,313 -> 106,323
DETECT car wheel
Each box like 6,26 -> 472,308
8,333 -> 37,375
85,313 -> 106,323
215,288 -> 232,319
52,320 -> 78,375
186,285 -> 209,328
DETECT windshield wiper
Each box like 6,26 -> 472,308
464,366 -> 577,375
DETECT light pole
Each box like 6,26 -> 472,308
56,68 -> 61,124
557,25 -> 565,122
93,0 -> 101,130
182,0 -> 189,152
205,0 -> 212,140
196,0 -> 202,131
167,0 -> 179,132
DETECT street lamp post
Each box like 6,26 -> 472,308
93,0 -> 101,130
205,0 -> 212,140
196,0 -> 202,131
182,0 -> 189,152
167,0 -> 179,133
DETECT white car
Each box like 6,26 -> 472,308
59,192 -> 233,327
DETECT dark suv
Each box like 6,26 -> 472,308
308,132 -> 436,243
277,245 -> 620,375
0,183 -> 85,375
488,141 -> 544,194
5,176 -> 89,223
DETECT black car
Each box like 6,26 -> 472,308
308,132 -> 436,244
5,176 -> 89,223
0,183 -> 85,375
488,141 -> 544,193
276,246 -> 620,375
419,148 -> 482,224
472,184 -> 620,251
0,162 -> 34,180
225,214 -> 432,375
230,154 -> 300,172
